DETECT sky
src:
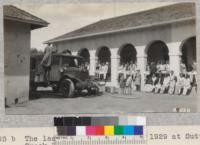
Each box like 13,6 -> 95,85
16,2 -> 174,51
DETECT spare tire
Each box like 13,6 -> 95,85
59,79 -> 75,98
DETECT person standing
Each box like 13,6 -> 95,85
40,44 -> 53,82
103,62 -> 109,81
119,74 -> 125,95
135,69 -> 141,91
169,76 -> 176,95
160,74 -> 170,93
180,62 -> 187,74
125,75 -> 132,95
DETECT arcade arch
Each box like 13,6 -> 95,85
78,48 -> 90,63
145,40 -> 169,64
118,44 -> 137,65
180,36 -> 196,71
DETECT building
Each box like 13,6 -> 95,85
45,3 -> 196,90
4,5 -> 49,106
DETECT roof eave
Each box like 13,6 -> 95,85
4,16 -> 49,29
45,17 -> 195,44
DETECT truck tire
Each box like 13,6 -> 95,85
60,79 -> 75,98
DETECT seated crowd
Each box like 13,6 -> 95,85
144,61 -> 197,95
117,60 -> 197,96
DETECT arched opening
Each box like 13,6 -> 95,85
62,49 -> 72,55
95,46 -> 111,81
146,40 -> 169,64
96,46 -> 111,64
181,36 -> 196,71
78,48 -> 90,63
118,44 -> 137,65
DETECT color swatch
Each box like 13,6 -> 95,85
55,116 -> 145,136
54,116 -> 146,126
56,125 -> 143,136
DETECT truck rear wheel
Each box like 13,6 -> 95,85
60,79 -> 75,98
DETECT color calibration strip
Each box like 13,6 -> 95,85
57,125 -> 143,136
54,116 -> 146,136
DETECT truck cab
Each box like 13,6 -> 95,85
30,53 -> 99,97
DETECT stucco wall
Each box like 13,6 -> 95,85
4,19 -> 31,106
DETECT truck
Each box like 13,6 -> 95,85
30,53 -> 100,97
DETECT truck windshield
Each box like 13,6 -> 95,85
62,57 -> 84,68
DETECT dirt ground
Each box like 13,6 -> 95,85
5,90 -> 197,115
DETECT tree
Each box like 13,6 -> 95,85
30,48 -> 43,55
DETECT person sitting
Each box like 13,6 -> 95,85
144,75 -> 154,92
154,73 -> 163,93
182,74 -> 191,95
160,74 -> 170,93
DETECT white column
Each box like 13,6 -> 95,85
137,55 -> 147,91
89,50 -> 96,76
167,42 -> 182,76
111,48 -> 120,87
136,45 -> 147,91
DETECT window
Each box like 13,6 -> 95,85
62,57 -> 84,67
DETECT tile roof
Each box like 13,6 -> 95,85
46,2 -> 195,43
4,5 -> 49,29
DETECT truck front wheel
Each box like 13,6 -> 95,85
59,79 -> 75,98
